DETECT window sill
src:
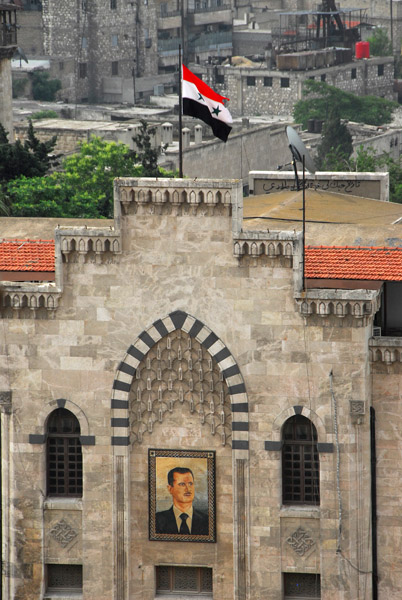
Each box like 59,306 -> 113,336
44,498 -> 83,511
280,506 -> 320,519
43,592 -> 82,600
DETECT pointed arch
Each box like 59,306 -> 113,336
111,310 -> 248,456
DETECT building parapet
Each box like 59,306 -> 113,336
0,282 -> 61,317
233,230 -> 299,258
370,337 -> 402,364
295,288 -> 381,320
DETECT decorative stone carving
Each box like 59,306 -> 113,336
59,232 -> 121,263
0,391 -> 12,414
370,338 -> 402,365
129,329 -> 232,446
350,400 -> 365,415
0,287 -> 61,318
233,238 -> 294,258
49,519 -> 78,548
296,288 -> 381,321
286,527 -> 315,556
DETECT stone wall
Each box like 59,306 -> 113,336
210,57 -> 395,117
0,57 -> 15,140
2,178 -> 398,600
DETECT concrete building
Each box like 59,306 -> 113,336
0,2 -> 20,139
2,175 -> 402,599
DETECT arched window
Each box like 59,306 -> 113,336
46,408 -> 82,497
282,415 -> 319,505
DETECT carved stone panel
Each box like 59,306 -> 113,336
129,329 -> 232,445
44,509 -> 82,560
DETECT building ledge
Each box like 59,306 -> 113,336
295,287 -> 381,319
370,336 -> 402,363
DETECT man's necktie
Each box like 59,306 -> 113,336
179,513 -> 190,534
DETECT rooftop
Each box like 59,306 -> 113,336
305,245 -> 402,280
0,239 -> 54,272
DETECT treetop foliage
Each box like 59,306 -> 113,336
367,27 -> 393,57
5,131 -> 175,219
293,79 -> 397,128
0,121 -> 57,184
315,107 -> 353,170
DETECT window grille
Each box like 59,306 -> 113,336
282,415 -> 319,505
246,76 -> 256,86
264,77 -> 273,87
110,0 -> 117,8
281,77 -> 290,88
284,573 -> 321,598
156,566 -> 213,595
47,564 -> 83,592
47,408 -> 82,497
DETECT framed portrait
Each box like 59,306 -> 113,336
149,449 -> 216,543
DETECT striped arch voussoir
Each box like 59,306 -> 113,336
111,310 -> 248,454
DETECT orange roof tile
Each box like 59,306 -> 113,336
306,245 -> 402,281
0,239 -> 55,272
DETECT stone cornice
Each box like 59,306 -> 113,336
114,178 -> 243,229
0,282 -> 61,318
58,227 -> 121,263
370,337 -> 402,364
295,288 -> 381,319
233,230 -> 300,258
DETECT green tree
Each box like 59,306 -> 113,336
132,120 -> 168,177
31,71 -> 62,101
293,80 -> 397,128
7,136 -> 176,218
0,121 -> 57,213
315,108 -> 353,170
367,27 -> 392,57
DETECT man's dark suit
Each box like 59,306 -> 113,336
155,506 -> 209,535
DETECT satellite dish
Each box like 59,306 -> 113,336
286,126 -> 316,174
13,47 -> 29,64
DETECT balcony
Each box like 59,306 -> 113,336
188,30 -> 232,52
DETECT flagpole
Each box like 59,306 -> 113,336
178,44 -> 183,178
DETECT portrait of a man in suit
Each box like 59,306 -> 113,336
149,449 -> 215,542
155,467 -> 209,535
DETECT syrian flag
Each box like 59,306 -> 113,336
182,64 -> 232,142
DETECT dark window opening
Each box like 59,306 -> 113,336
47,408 -> 82,497
79,62 -> 87,78
112,61 -> 119,76
156,566 -> 212,595
284,573 -> 321,599
247,76 -> 256,86
264,76 -> 273,87
47,564 -> 83,592
215,73 -> 224,84
110,0 -> 117,8
351,68 -> 357,79
378,64 -> 384,76
281,77 -> 290,88
320,74 -> 326,82
282,415 -> 319,505
374,281 -> 402,336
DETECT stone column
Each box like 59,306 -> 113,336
161,122 -> 173,145
194,124 -> 202,144
0,53 -> 15,141
182,127 -> 191,149
0,391 -> 12,600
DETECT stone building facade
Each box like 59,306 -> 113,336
1,178 -> 402,599
207,56 -> 395,117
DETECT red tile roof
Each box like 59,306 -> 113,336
0,239 -> 55,272
306,246 -> 402,281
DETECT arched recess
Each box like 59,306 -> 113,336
111,310 -> 249,456
28,398 -> 94,445
111,310 -> 250,600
